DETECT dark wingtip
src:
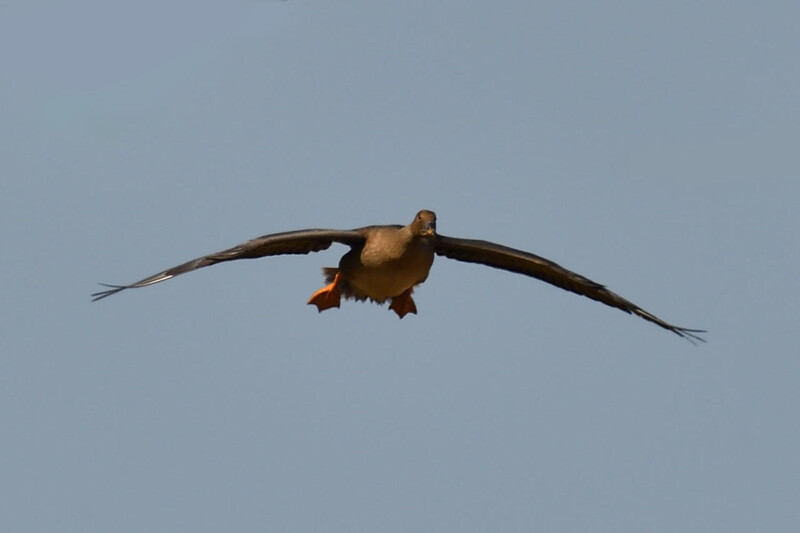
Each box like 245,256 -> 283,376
91,283 -> 128,302
634,308 -> 706,345
673,327 -> 707,345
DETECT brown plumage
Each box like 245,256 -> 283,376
92,210 -> 705,342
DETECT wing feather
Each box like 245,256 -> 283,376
92,229 -> 365,301
434,235 -> 705,342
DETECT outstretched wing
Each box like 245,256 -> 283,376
434,235 -> 705,342
92,229 -> 366,301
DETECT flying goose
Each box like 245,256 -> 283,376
93,210 -> 705,342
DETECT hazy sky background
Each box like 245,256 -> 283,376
2,1 -> 798,531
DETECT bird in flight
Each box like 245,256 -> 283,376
93,210 -> 705,342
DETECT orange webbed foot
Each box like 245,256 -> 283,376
307,273 -> 342,312
389,289 -> 417,319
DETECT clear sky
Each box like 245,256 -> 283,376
2,1 -> 798,531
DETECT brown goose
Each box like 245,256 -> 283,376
92,210 -> 705,342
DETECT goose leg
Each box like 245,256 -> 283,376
389,288 -> 417,318
307,272 -> 342,312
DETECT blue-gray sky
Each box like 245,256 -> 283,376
2,1 -> 798,531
